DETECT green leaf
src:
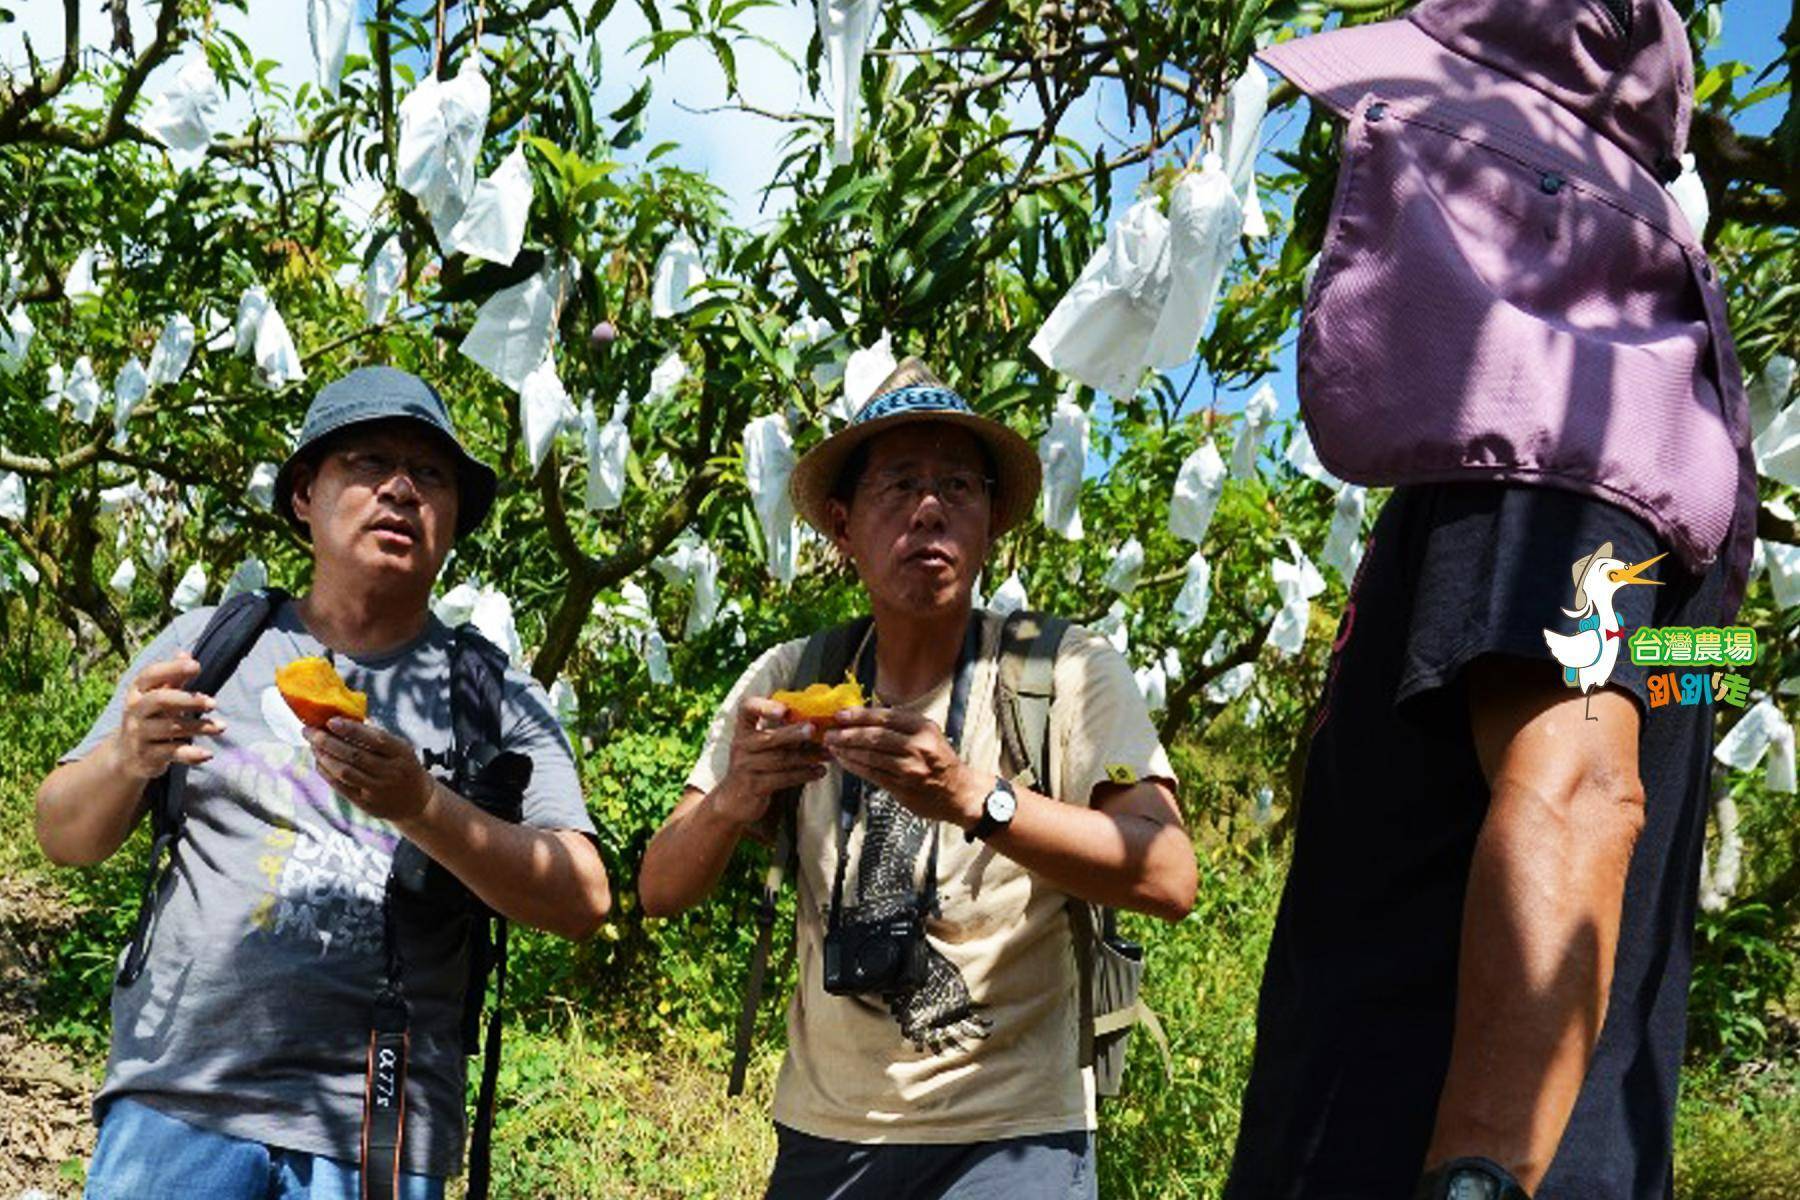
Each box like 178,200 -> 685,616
564,66 -> 595,146
1013,193 -> 1041,282
1694,61 -> 1751,106
803,173 -> 884,235
585,0 -> 621,34
610,80 -> 653,123
610,81 -> 653,149
1225,0 -> 1272,58
783,248 -> 846,329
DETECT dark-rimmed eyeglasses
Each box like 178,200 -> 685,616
858,469 -> 994,512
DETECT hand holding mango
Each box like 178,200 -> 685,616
279,657 -> 436,822
275,657 -> 369,729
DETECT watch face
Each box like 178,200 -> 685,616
1447,1172 -> 1500,1200
987,788 -> 1017,823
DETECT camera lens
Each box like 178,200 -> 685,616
857,938 -> 898,980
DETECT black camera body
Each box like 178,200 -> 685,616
822,908 -> 931,997
391,747 -> 531,914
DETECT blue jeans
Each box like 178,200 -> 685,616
85,1097 -> 445,1200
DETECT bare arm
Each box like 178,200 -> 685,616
393,781 -> 612,939
1422,656 -> 1646,1193
964,776 -> 1195,922
306,716 -> 612,940
825,707 -> 1197,922
639,785 -> 764,919
36,652 -> 224,867
639,696 -> 826,918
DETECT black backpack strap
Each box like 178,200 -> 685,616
118,586 -> 287,988
451,623 -> 509,783
445,624 -> 513,1200
728,616 -> 872,1097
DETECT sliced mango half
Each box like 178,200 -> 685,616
770,674 -> 867,737
276,656 -> 369,729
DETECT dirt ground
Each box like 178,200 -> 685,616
0,875 -> 96,1199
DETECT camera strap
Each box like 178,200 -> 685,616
360,890 -> 411,1200
827,612 -> 982,930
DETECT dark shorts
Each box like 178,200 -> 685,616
764,1123 -> 1097,1200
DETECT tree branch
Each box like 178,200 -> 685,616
1032,113 -> 1206,189
1157,613 -> 1276,744
530,457 -> 724,688
1758,502 -> 1800,547
0,0 -> 82,143
3,0 -> 186,152
1684,106 -> 1797,231
0,433 -> 108,478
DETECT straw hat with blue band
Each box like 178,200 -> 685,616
789,356 -> 1042,537
274,366 -> 499,541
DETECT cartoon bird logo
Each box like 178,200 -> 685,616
1543,541 -> 1666,721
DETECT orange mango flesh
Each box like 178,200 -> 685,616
275,656 -> 369,729
770,677 -> 867,738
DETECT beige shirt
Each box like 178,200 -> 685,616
686,609 -> 1177,1144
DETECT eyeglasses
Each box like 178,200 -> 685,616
335,449 -> 455,492
859,469 -> 995,512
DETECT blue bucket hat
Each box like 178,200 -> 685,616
274,366 -> 498,539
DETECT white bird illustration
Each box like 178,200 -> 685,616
1543,541 -> 1666,721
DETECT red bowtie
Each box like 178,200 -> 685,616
1605,626 -> 1626,641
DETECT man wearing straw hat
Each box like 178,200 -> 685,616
641,358 -> 1197,1198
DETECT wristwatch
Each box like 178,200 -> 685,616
965,776 -> 1017,842
1414,1158 -> 1532,1200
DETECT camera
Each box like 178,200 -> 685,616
822,907 -> 931,997
391,748 -> 532,912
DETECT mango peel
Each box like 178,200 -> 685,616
770,676 -> 867,738
276,656 -> 369,729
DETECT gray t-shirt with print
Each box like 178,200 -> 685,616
63,598 -> 596,1177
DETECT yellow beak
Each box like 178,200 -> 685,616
1608,552 -> 1667,587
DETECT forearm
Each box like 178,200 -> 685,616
35,737 -> 151,867
393,780 -> 611,939
639,787 -> 755,918
1424,773 -> 1643,1192
983,781 -> 1197,922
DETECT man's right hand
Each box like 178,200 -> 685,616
712,696 -> 828,827
111,652 -> 227,780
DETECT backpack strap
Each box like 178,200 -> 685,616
451,623 -> 509,785
999,614 -> 1174,1097
728,616 -> 872,1097
996,610 -> 1066,791
994,611 -> 1106,1069
444,624 -> 513,1200
118,586 -> 288,988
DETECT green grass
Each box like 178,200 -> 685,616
460,1014 -> 778,1200
5,634 -> 1798,1198
1675,1060 -> 1800,1200
467,1003 -> 1800,1200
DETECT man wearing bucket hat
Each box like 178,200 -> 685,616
1226,3 -> 1753,1199
36,366 -> 611,1199
640,357 -> 1197,1198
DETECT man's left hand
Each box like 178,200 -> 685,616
305,717 -> 436,823
823,708 -> 987,828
